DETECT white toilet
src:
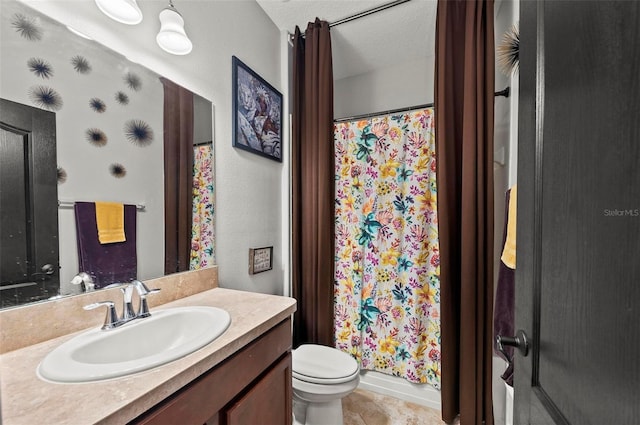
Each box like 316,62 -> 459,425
292,344 -> 360,425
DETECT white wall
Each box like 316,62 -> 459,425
279,31 -> 292,297
493,1 -> 519,424
194,94 -> 214,146
333,56 -> 434,119
16,0 -> 285,295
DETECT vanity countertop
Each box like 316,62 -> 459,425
0,288 -> 296,425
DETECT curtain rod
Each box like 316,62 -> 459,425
334,87 -> 511,123
334,103 -> 432,123
289,0 -> 412,41
330,0 -> 412,28
194,140 -> 213,147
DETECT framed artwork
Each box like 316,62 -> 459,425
249,246 -> 273,275
232,56 -> 283,162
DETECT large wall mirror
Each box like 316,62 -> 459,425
0,0 -> 215,309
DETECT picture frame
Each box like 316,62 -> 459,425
249,246 -> 273,275
232,56 -> 283,162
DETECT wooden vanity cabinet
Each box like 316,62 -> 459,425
131,318 -> 292,425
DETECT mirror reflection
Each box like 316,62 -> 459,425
0,1 -> 215,309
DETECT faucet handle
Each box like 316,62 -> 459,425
84,301 -> 119,330
137,287 -> 161,318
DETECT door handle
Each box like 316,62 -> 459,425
41,264 -> 55,275
31,263 -> 56,280
496,330 -> 530,357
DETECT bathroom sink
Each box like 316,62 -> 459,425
37,306 -> 231,383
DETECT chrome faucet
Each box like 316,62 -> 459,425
83,280 -> 160,330
71,272 -> 95,292
122,280 -> 160,319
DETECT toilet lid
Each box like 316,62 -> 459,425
292,344 -> 359,384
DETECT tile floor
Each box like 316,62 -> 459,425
343,389 -> 460,425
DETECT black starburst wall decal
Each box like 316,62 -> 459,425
124,72 -> 142,91
124,120 -> 153,146
11,13 -> 43,41
28,85 -> 63,111
27,57 -> 53,79
115,91 -> 129,105
86,128 -> 107,147
109,163 -> 126,178
89,98 -> 106,113
71,55 -> 92,74
57,167 -> 67,184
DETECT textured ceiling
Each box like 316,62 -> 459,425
256,0 -> 437,80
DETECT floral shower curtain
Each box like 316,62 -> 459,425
334,108 -> 441,388
190,144 -> 215,269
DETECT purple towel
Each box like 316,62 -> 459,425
494,189 -> 515,386
74,202 -> 137,289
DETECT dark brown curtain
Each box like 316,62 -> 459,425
435,0 -> 495,424
291,19 -> 334,348
161,77 -> 194,275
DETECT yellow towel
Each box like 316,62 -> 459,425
501,185 -> 517,269
95,202 -> 126,244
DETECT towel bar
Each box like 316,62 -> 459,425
58,200 -> 145,211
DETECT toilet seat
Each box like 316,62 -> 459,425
292,344 -> 359,385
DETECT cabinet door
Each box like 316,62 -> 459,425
132,319 -> 292,425
224,353 -> 292,425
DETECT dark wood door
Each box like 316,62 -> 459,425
514,1 -> 640,423
0,98 -> 59,306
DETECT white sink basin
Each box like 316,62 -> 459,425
38,306 -> 231,383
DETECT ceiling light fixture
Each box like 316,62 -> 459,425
156,0 -> 192,55
94,0 -> 143,25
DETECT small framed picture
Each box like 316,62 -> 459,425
232,56 -> 283,162
249,246 -> 273,275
